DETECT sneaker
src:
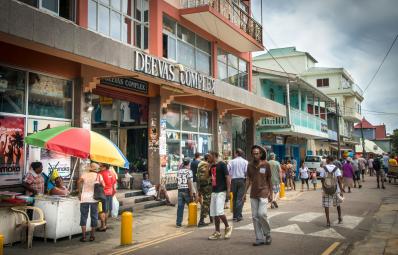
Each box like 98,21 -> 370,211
265,235 -> 272,245
382,186 -> 386,189
236,217 -> 243,222
198,221 -> 208,228
273,201 -> 279,208
224,226 -> 233,239
253,241 -> 265,246
176,224 -> 182,228
208,232 -> 221,240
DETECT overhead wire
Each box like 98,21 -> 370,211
363,33 -> 398,94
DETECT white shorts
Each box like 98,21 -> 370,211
210,192 -> 226,217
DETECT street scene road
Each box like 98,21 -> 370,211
113,177 -> 397,255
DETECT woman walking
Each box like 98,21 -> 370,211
342,158 -> 355,193
299,162 -> 309,192
286,160 -> 296,191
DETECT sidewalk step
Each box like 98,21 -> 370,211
118,195 -> 154,206
119,199 -> 167,214
116,189 -> 143,200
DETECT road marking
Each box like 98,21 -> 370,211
289,212 -> 323,222
308,228 -> 345,239
321,242 -> 341,255
235,212 -> 288,230
108,231 -> 193,255
333,215 -> 363,229
273,224 -> 304,235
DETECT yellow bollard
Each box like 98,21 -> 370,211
120,212 -> 133,245
188,201 -> 198,226
279,182 -> 285,198
230,192 -> 233,213
0,234 -> 3,255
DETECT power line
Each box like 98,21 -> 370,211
263,45 -> 291,77
363,33 -> 398,94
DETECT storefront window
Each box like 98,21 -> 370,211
28,73 -> 72,119
198,135 -> 212,154
182,106 -> 198,132
166,131 -> 180,172
165,104 -> 213,172
165,104 -> 180,130
0,66 -> 26,114
199,110 -> 212,133
181,133 -> 197,159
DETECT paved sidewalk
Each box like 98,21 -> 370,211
348,195 -> 398,255
4,186 -> 301,255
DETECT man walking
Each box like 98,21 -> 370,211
352,155 -> 362,189
358,156 -> 367,182
243,145 -> 273,246
208,151 -> 232,240
368,155 -> 374,176
268,153 -> 282,208
176,158 -> 194,228
374,155 -> 386,189
320,156 -> 344,227
228,148 -> 248,222
197,154 -> 212,227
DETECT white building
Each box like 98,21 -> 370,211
254,47 -> 364,155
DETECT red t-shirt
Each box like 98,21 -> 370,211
99,170 -> 116,196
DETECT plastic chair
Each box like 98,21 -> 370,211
11,206 -> 46,248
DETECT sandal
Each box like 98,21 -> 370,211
326,223 -> 331,228
80,237 -> 87,242
89,236 -> 95,242
97,227 -> 107,232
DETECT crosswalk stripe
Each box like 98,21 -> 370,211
272,224 -> 305,235
333,215 -> 363,229
289,212 -> 323,222
308,228 -> 345,239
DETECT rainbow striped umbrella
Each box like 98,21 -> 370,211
25,126 -> 129,168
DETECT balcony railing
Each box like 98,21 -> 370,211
260,108 -> 328,134
342,83 -> 364,97
180,0 -> 263,45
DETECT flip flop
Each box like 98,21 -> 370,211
80,237 -> 87,242
89,236 -> 95,242
97,227 -> 107,232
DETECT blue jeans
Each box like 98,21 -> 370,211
176,190 -> 190,226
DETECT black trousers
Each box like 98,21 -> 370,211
231,178 -> 246,219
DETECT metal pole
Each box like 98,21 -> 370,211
286,81 -> 291,125
335,98 -> 341,159
360,120 -> 366,158
68,158 -> 79,191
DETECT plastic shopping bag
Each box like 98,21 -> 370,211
111,196 -> 119,218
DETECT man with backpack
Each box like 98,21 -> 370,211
320,156 -> 344,227
197,154 -> 212,227
373,154 -> 386,189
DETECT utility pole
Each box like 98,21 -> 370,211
360,120 -> 366,158
335,98 -> 341,159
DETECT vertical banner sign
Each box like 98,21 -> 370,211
0,116 -> 25,186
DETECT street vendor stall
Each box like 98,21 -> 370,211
0,126 -> 129,246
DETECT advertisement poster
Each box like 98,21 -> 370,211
0,116 -> 25,186
27,118 -> 72,179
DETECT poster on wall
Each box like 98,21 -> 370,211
0,116 -> 25,186
26,118 -> 72,179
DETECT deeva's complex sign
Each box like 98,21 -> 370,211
134,51 -> 215,94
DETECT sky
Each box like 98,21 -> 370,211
252,0 -> 398,133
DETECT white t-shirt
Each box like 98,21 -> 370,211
319,164 -> 342,192
80,172 -> 104,203
368,158 -> 374,168
299,167 -> 309,179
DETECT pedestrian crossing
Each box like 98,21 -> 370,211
234,211 -> 364,240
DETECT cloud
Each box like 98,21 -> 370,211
256,0 -> 398,132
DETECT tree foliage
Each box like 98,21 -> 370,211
391,129 -> 398,154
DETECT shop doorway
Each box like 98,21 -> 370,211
91,94 -> 148,173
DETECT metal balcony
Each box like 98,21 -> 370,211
180,0 -> 264,52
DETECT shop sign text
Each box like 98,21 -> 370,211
100,77 -> 148,94
134,51 -> 215,94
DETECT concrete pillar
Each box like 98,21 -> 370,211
246,117 -> 257,161
149,0 -> 163,57
298,87 -> 302,111
148,96 -> 161,184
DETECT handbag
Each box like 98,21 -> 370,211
94,174 -> 106,201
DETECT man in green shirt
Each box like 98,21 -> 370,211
268,153 -> 282,209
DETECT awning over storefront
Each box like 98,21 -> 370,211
355,139 -> 385,155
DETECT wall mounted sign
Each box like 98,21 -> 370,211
100,77 -> 148,94
134,51 -> 215,94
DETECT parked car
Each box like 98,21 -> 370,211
304,155 -> 323,176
